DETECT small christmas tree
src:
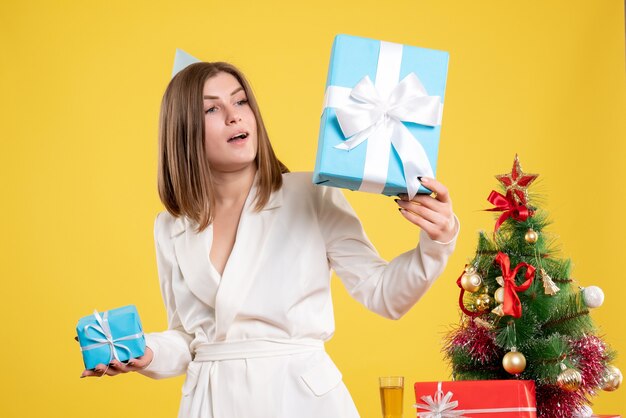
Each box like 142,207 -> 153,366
444,155 -> 622,417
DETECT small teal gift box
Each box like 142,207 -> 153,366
313,34 -> 449,199
76,305 -> 146,370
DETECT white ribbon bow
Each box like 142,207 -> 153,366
415,382 -> 464,418
334,73 -> 441,149
81,310 -> 142,364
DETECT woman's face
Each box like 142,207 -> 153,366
202,72 -> 258,173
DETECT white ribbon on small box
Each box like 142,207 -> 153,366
80,310 -> 143,364
414,382 -> 538,417
323,41 -> 443,199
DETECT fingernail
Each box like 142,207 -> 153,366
419,177 -> 428,183
398,208 -> 403,212
80,374 -> 85,378
394,198 -> 400,203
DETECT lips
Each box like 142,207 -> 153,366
228,131 -> 249,142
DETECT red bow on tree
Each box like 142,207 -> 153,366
486,190 -> 531,232
495,252 -> 536,318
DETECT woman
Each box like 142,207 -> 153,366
81,62 -> 459,418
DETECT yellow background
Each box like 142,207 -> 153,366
1,0 -> 624,416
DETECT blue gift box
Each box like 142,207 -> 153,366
313,34 -> 449,198
76,305 -> 146,370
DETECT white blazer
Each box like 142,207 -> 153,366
140,172 -> 458,418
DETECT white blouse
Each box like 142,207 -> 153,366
140,172 -> 458,418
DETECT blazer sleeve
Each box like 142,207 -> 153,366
139,213 -> 194,379
317,185 -> 459,320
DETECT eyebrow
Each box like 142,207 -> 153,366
203,87 -> 244,100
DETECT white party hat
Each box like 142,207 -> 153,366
172,49 -> 201,78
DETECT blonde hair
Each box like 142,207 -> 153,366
158,62 -> 288,232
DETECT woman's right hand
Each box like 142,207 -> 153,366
80,346 -> 154,378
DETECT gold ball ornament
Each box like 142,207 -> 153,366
494,287 -> 505,304
557,365 -> 582,392
461,266 -> 483,293
502,349 -> 526,375
524,228 -> 539,244
475,294 -> 492,312
602,365 -> 623,392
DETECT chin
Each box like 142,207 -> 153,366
212,159 -> 257,174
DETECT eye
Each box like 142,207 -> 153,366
235,99 -> 248,106
204,106 -> 217,114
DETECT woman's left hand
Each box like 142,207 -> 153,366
395,177 -> 457,242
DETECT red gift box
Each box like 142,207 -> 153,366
414,380 -> 536,417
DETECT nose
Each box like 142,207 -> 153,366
226,105 -> 242,125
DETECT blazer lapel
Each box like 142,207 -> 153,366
213,183 -> 283,340
173,217 -> 220,307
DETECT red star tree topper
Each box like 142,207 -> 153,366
495,154 -> 538,205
